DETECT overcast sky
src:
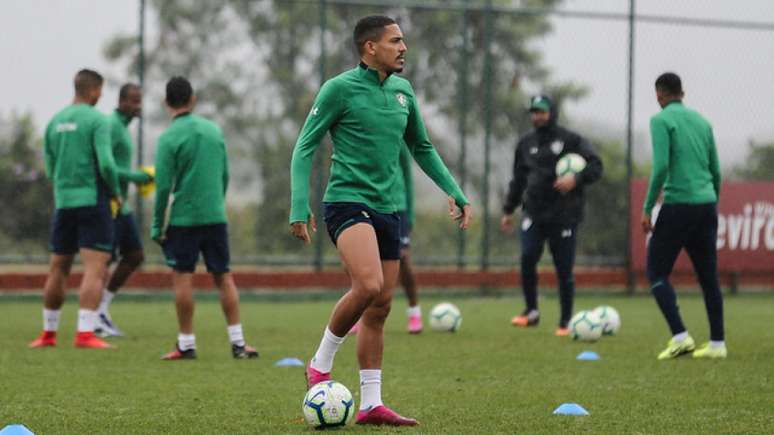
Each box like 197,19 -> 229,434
2,0 -> 773,166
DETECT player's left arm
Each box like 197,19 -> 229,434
707,126 -> 721,198
403,90 -> 471,228
93,115 -> 121,198
222,136 -> 230,196
574,135 -> 603,186
43,121 -> 55,179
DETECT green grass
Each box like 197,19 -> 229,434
1,293 -> 773,434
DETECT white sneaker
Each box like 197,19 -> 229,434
95,312 -> 124,337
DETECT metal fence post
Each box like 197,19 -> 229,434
457,7 -> 470,270
313,0 -> 327,271
136,0 -> 146,234
625,0 -> 636,294
480,0 -> 494,272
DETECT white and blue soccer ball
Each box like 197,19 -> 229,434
302,381 -> 354,428
429,302 -> 462,332
593,305 -> 621,336
569,310 -> 603,342
555,153 -> 587,177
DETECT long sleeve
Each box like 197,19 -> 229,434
43,122 -> 54,179
403,93 -> 468,208
503,139 -> 527,214
117,167 -> 151,184
289,80 -> 343,223
93,116 -> 120,196
151,138 -> 175,241
223,139 -> 230,196
574,137 -> 603,186
399,144 -> 415,229
643,116 -> 670,214
708,127 -> 721,198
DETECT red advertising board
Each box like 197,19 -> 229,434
630,179 -> 774,272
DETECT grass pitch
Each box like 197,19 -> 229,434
1,293 -> 773,434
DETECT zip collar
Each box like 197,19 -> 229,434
358,62 -> 391,85
114,109 -> 132,127
173,111 -> 192,120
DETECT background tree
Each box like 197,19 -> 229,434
105,0 -> 600,263
0,113 -> 52,255
732,141 -> 774,181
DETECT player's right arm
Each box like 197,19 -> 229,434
151,136 -> 174,243
43,121 -> 55,179
289,80 -> 343,241
93,114 -> 121,198
399,143 -> 415,231
707,126 -> 721,199
501,138 -> 527,233
643,115 -> 670,215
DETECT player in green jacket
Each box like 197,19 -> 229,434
290,16 -> 472,426
642,72 -> 725,360
95,83 -> 153,337
29,69 -> 121,350
153,77 -> 258,361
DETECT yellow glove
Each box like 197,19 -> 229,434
139,165 -> 156,198
110,198 -> 120,218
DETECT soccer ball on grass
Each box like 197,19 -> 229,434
569,310 -> 603,342
592,305 -> 621,335
302,381 -> 354,428
429,302 -> 462,332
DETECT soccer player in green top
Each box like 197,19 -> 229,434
641,72 -> 726,360
290,16 -> 472,426
29,69 -> 121,350
95,83 -> 153,337
152,77 -> 258,360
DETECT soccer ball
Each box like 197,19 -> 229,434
429,302 -> 462,332
302,381 -> 355,428
569,310 -> 603,342
555,153 -> 587,177
593,305 -> 621,336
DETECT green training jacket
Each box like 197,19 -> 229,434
44,103 -> 120,209
109,110 -> 151,215
151,113 -> 229,240
644,101 -> 721,214
290,64 -> 468,224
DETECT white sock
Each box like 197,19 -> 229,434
178,333 -> 196,351
407,305 -> 421,318
43,308 -> 61,332
673,331 -> 689,342
98,289 -> 115,315
359,369 -> 383,411
709,340 -> 726,349
77,309 -> 97,333
227,324 -> 245,347
310,327 -> 345,373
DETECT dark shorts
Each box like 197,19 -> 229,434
397,211 -> 411,250
112,213 -> 143,261
161,224 -> 230,273
323,202 -> 401,261
49,202 -> 114,255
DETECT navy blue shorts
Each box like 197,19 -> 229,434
397,211 -> 411,250
161,224 -> 230,273
323,202 -> 401,261
112,213 -> 143,260
49,202 -> 114,255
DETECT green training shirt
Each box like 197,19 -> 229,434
290,64 -> 468,224
44,103 -> 120,209
393,143 -> 415,229
151,113 -> 229,240
109,110 -> 151,215
643,101 -> 721,214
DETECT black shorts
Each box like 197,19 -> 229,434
49,201 -> 114,255
161,224 -> 230,273
397,211 -> 411,250
112,213 -> 143,261
323,202 -> 401,261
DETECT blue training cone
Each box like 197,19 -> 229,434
0,425 -> 34,435
553,403 -> 590,416
274,357 -> 304,367
576,351 -> 601,361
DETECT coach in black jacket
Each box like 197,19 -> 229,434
501,95 -> 603,334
